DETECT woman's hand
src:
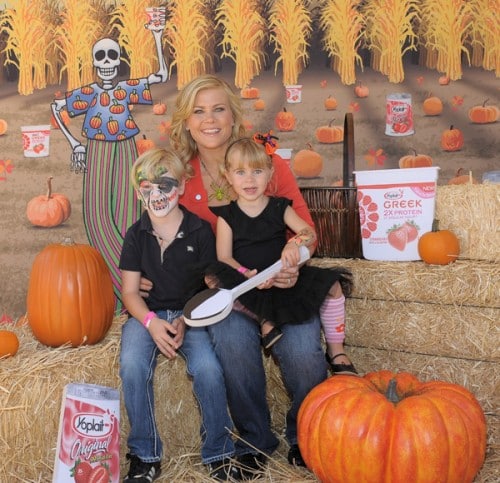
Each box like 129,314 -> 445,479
272,263 -> 299,289
139,277 -> 154,298
148,316 -> 185,359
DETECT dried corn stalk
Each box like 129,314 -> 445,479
420,0 -> 472,80
166,0 -> 214,89
363,0 -> 418,83
0,0 -> 51,95
320,0 -> 365,86
216,0 -> 266,88
110,0 -> 158,79
270,0 -> 312,86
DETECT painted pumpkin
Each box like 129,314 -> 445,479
354,82 -> 369,98
0,119 -> 8,135
468,99 -> 499,124
298,370 -> 486,483
136,135 -> 155,155
324,95 -> 338,110
240,86 -> 260,99
441,125 -> 464,151
292,144 -> 323,178
315,119 -> 343,144
398,149 -> 433,168
423,95 -> 443,116
448,168 -> 479,185
438,75 -> 450,85
418,219 -> 460,264
27,238 -> 115,347
275,107 -> 296,132
253,99 -> 265,111
153,102 -> 167,115
0,330 -> 19,358
26,177 -> 71,227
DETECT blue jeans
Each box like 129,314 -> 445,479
119,310 -> 234,464
208,310 -> 327,456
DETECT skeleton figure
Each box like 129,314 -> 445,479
51,24 -> 168,308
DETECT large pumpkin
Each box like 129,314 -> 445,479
315,119 -> 343,144
292,144 -> 323,178
26,177 -> 71,227
27,238 -> 115,347
298,370 -> 486,483
468,99 -> 499,124
274,107 -> 296,132
398,149 -> 433,168
0,330 -> 19,358
418,219 -> 460,265
441,125 -> 464,151
422,95 -> 443,116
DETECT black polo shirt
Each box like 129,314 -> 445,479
119,205 -> 216,311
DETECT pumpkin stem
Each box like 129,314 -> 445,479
385,378 -> 400,403
432,219 -> 440,232
46,176 -> 53,200
61,237 -> 75,246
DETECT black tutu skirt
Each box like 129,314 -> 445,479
199,261 -> 353,327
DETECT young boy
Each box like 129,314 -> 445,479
119,148 -> 239,481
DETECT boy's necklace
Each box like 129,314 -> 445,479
199,157 -> 232,202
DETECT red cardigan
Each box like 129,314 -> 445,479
180,155 -> 314,233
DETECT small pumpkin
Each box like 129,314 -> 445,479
423,94 -> 443,116
26,177 -> 71,227
136,134 -> 155,155
468,99 -> 499,124
418,219 -> 460,265
298,370 -> 486,483
0,330 -> 19,358
315,119 -> 343,144
253,99 -> 265,111
398,149 -> 433,168
27,238 -> 115,347
153,101 -> 167,115
354,82 -> 369,98
275,107 -> 296,132
240,86 -> 260,99
324,95 -> 338,110
448,168 -> 479,185
292,143 -> 323,178
438,75 -> 450,85
0,119 -> 8,136
441,125 -> 464,152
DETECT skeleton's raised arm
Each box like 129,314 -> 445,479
147,22 -> 168,84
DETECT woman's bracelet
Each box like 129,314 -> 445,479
142,311 -> 157,329
237,266 -> 249,274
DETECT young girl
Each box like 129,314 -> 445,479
206,137 -> 357,375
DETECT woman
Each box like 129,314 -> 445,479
169,74 -> 330,475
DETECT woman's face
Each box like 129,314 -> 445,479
185,88 -> 234,151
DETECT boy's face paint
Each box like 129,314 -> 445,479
138,175 -> 180,218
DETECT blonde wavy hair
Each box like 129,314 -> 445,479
170,74 -> 247,176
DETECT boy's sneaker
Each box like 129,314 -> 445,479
207,458 -> 242,481
236,453 -> 267,480
123,453 -> 161,482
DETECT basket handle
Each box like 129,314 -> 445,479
342,113 -> 355,188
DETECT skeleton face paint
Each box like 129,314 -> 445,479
92,38 -> 121,82
138,175 -> 180,218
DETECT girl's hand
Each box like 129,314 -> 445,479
148,317 -> 182,359
271,264 -> 299,289
281,243 -> 301,267
139,277 -> 153,298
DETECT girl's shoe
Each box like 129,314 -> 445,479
326,352 -> 358,376
261,326 -> 283,349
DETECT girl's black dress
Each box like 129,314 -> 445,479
204,197 -> 352,326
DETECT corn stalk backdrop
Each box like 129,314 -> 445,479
0,0 -> 498,95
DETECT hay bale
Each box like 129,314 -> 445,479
435,184 -> 499,262
311,258 -> 499,307
345,298 -> 499,362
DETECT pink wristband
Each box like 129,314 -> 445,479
142,311 -> 157,329
237,266 -> 248,274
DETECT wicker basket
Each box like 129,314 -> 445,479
300,114 -> 363,259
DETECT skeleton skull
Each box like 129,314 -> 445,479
92,38 -> 121,82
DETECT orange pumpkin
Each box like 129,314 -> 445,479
240,86 -> 260,99
27,238 -> 115,347
298,370 -> 486,483
468,99 -> 499,124
253,99 -> 265,111
0,119 -> 7,135
275,107 -> 296,132
448,168 -> 479,185
398,149 -> 433,168
441,125 -> 464,152
292,144 -> 323,178
423,95 -> 443,116
354,82 -> 369,98
418,219 -> 460,265
324,95 -> 338,110
153,101 -> 167,115
438,75 -> 450,86
315,119 -> 343,144
26,177 -> 71,227
136,134 -> 155,155
0,330 -> 19,358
